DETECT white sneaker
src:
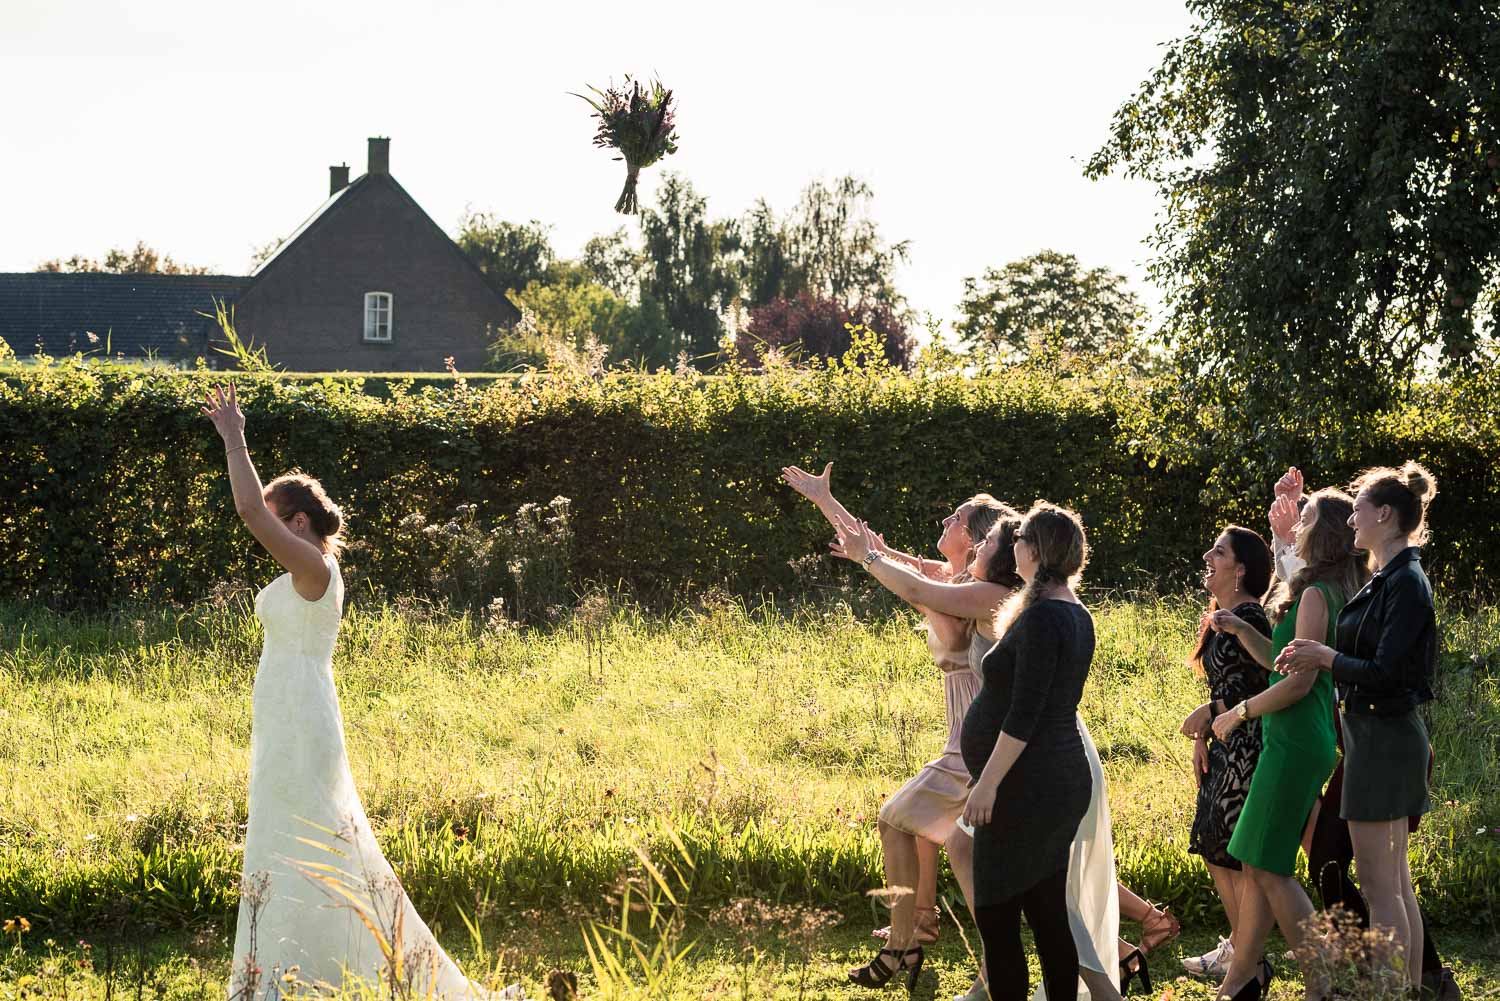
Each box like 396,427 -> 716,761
1181,936 -> 1234,978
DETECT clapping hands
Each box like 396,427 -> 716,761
1268,494 -> 1300,545
1275,638 -> 1334,675
1275,466 -> 1305,503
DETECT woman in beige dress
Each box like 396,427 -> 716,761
783,464 -> 1017,996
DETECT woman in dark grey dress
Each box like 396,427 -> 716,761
1279,461 -> 1439,994
959,502 -> 1095,1001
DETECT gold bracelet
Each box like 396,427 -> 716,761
225,444 -> 248,456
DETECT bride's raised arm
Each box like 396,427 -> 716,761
202,383 -> 329,596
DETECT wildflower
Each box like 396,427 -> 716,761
84,833 -> 98,841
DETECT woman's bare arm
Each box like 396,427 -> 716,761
203,384 -> 329,597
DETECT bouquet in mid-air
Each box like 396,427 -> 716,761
575,76 -> 679,214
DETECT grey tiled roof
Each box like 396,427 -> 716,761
0,272 -> 251,361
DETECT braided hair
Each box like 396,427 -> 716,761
992,502 -> 1088,640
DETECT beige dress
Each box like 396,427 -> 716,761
878,626 -> 990,842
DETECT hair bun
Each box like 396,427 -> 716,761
1401,461 -> 1437,503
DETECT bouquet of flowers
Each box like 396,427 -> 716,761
575,76 -> 679,214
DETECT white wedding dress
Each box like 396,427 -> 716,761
229,557 -> 513,999
1035,715 -> 1120,1001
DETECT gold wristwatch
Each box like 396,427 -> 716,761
1236,701 -> 1250,722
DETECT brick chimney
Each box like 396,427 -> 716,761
367,137 -> 390,176
329,163 -> 350,195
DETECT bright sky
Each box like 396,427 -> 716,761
0,0 -> 1194,337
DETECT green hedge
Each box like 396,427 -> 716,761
2,356 -> 1497,607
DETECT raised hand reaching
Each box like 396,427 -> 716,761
781,462 -> 833,504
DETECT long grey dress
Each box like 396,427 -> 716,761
960,599 -> 1095,906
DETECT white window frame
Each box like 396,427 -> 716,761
363,291 -> 393,343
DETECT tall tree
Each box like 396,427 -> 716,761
738,199 -> 794,309
496,261 -> 675,370
782,177 -> 910,309
638,174 -> 741,365
456,212 -> 556,295
579,227 -> 647,300
37,241 -> 211,275
955,250 -> 1147,370
1087,0 -> 1500,415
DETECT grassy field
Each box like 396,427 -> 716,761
2,590 -> 1498,998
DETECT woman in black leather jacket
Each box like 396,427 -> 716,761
1277,461 -> 1438,994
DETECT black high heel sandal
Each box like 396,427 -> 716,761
848,945 -> 925,992
1217,977 -> 1262,1001
1119,948 -> 1151,995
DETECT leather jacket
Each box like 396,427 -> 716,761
1332,547 -> 1437,716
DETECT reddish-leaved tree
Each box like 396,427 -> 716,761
738,292 -> 912,369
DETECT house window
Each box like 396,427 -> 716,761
363,292 -> 393,342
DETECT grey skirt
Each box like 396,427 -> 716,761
1340,708 -> 1431,822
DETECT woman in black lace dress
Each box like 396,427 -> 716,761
1177,526 -> 1272,980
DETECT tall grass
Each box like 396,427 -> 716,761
1,591 -> 1497,945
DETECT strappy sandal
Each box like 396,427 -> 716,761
871,906 -> 940,946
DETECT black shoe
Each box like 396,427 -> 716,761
849,946 -> 925,992
1119,948 -> 1151,995
1258,956 -> 1275,987
1216,976 -> 1263,1001
1423,967 -> 1461,1001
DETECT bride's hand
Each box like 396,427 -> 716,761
202,383 -> 245,443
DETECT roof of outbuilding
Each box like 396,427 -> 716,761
0,272 -> 251,360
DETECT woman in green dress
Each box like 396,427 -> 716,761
1203,487 -> 1367,1001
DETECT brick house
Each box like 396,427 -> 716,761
0,138 -> 517,371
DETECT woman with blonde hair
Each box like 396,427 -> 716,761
783,463 -> 1015,996
1279,462 -> 1441,993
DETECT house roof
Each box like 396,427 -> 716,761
249,177 -> 361,278
0,272 -> 250,360
247,171 -> 515,310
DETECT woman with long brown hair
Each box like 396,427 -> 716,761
1205,488 -> 1365,1001
1178,526 -> 1273,981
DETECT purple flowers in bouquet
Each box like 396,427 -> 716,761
575,76 -> 679,214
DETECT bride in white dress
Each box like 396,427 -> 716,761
204,385 -> 516,1000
